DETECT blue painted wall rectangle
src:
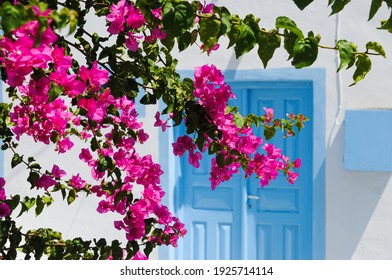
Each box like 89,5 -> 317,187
344,110 -> 392,171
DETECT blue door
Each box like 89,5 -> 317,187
175,80 -> 316,259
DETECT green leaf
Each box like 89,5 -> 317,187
234,20 -> 258,58
336,40 -> 356,71
67,189 -> 77,205
68,9 -> 78,35
97,156 -> 108,172
292,0 -> 314,10
350,54 -> 372,86
216,153 -> 225,168
140,93 -> 157,105
216,6 -> 232,35
50,131 -> 60,144
0,2 -> 27,34
196,133 -> 206,152
27,171 -> 40,187
11,153 -> 23,169
111,240 -> 123,260
49,83 -> 63,102
208,142 -> 223,155
162,1 -> 195,37
7,248 -> 17,259
292,37 -> 318,68
199,17 -> 221,50
178,31 -> 192,52
366,41 -> 386,58
18,196 -> 36,217
276,16 -> 304,38
378,16 -> 392,30
329,0 -> 352,15
227,14 -> 241,48
9,229 -> 22,248
369,0 -> 383,20
144,241 -> 154,258
257,30 -> 281,68
8,195 -> 20,211
264,126 -> 276,140
35,196 -> 44,216
225,156 -> 234,166
283,30 -> 297,59
29,163 -> 41,170
161,34 -> 176,51
233,112 -> 245,128
245,113 -> 260,127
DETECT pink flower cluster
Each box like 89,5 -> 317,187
0,178 -> 11,218
172,135 -> 203,168
106,0 -> 166,52
0,5 -> 186,258
73,81 -> 186,247
173,64 -> 301,189
35,164 -> 66,191
0,17 -> 85,153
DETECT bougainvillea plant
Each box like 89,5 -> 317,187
0,0 -> 386,259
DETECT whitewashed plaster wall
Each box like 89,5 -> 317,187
2,0 -> 392,260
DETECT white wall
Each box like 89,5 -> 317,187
3,0 -> 392,260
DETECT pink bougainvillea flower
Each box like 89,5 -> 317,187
35,174 -> 57,191
49,71 -> 87,97
195,1 -> 215,23
79,61 -> 109,91
293,158 -> 302,169
51,165 -> 67,179
57,137 -> 74,153
145,28 -> 167,43
32,5 -> 52,17
0,189 -> 5,201
172,217 -> 187,236
0,178 -> 6,201
0,203 -> 11,218
287,170 -> 299,184
138,129 -> 149,143
79,148 -> 93,164
188,151 -> 202,168
131,251 -> 148,260
172,135 -> 195,157
126,2 -> 146,29
70,173 -> 86,189
200,43 -> 220,55
154,111 -> 170,132
125,32 -> 143,52
151,7 -> 162,20
199,1 -> 215,14
263,107 -> 274,123
106,0 -> 129,34
51,45 -> 72,72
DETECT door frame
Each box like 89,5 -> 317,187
158,68 -> 326,260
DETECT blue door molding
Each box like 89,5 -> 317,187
159,68 -> 326,260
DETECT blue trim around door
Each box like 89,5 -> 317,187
159,68 -> 326,260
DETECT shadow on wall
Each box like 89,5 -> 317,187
327,124 -> 392,259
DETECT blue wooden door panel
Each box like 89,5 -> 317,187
177,81 -> 314,260
246,83 -> 313,260
177,133 -> 243,260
